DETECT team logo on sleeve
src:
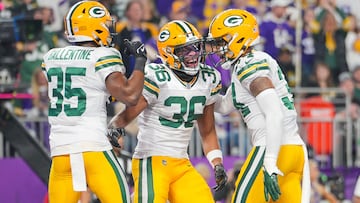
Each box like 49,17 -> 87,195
224,15 -> 243,27
89,6 -> 106,18
158,30 -> 170,42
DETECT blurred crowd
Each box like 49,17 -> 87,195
0,0 -> 360,116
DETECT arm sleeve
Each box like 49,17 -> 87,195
256,88 -> 284,174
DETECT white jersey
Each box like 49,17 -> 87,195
42,46 -> 126,156
220,50 -> 304,146
133,63 -> 222,159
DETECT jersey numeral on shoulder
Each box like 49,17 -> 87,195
148,64 -> 171,82
201,68 -> 217,84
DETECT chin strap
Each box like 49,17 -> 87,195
172,69 -> 198,82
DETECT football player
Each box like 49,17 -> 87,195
108,20 -> 227,202
42,1 -> 146,202
207,9 -> 311,203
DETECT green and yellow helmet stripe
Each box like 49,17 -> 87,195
144,77 -> 159,98
237,60 -> 269,82
95,55 -> 123,71
65,1 -> 83,36
174,20 -> 194,36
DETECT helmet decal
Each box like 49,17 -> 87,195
208,9 -> 259,61
158,30 -> 170,42
174,20 -> 197,42
89,6 -> 106,18
224,15 -> 243,27
64,1 -> 113,46
65,1 -> 82,36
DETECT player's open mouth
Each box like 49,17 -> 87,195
184,59 -> 198,68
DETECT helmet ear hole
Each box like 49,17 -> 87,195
237,37 -> 245,44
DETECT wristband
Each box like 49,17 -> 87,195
206,149 -> 223,168
133,57 -> 146,73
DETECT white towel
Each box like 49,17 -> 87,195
70,153 -> 87,191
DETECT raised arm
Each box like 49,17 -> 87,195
106,70 -> 144,106
106,40 -> 147,106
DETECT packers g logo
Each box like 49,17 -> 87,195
89,6 -> 106,18
158,30 -> 170,42
224,15 -> 243,27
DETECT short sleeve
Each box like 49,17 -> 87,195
94,47 -> 126,81
142,64 -> 161,105
234,58 -> 271,91
201,64 -> 222,105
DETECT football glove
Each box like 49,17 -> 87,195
106,128 -> 125,148
213,164 -> 228,191
123,39 -> 147,59
263,167 -> 281,201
